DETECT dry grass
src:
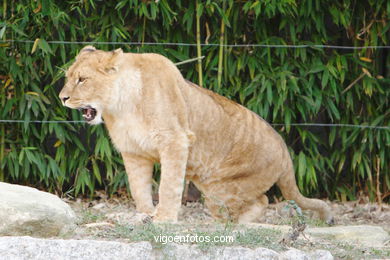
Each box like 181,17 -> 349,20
62,195 -> 390,258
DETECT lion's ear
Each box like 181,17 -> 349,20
81,45 -> 96,52
104,48 -> 123,73
113,48 -> 123,55
76,45 -> 96,60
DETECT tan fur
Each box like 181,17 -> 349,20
59,46 -> 333,224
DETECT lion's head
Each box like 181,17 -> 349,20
59,46 -> 127,125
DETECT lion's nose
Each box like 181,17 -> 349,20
61,96 -> 70,103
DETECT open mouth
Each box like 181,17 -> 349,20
79,106 -> 97,122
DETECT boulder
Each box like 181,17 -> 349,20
0,236 -> 332,260
248,223 -> 390,247
309,250 -> 334,260
279,248 -> 310,260
159,244 -> 280,260
0,182 -> 76,237
279,249 -> 334,260
306,225 -> 389,247
0,237 -> 152,260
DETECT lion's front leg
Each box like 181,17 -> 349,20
154,138 -> 189,222
122,152 -> 155,215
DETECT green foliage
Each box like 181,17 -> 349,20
0,0 -> 389,201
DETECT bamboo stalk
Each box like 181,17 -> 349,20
174,56 -> 204,66
224,2 -> 230,84
3,0 -> 6,18
0,122 -> 4,182
141,16 -> 146,48
217,1 -> 226,90
224,31 -> 228,83
0,0 -> 6,181
341,72 -> 365,94
376,156 -> 382,210
195,0 -> 203,87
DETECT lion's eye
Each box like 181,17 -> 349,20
77,77 -> 86,85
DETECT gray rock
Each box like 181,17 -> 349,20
158,244 -> 280,260
213,246 -> 258,259
159,243 -> 317,260
158,243 -> 206,259
0,237 -> 332,260
279,248 -> 309,260
247,223 -> 390,247
0,236 -> 153,260
306,225 -> 390,247
0,182 -> 76,237
309,250 -> 334,260
253,247 -> 280,259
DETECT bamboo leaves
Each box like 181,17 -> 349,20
0,0 -> 388,202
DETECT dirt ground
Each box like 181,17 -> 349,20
62,191 -> 390,259
65,190 -> 390,232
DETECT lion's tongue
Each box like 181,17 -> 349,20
82,107 -> 95,121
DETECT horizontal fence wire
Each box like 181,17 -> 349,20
1,39 -> 388,130
0,120 -> 86,124
1,39 -> 390,49
0,120 -> 388,130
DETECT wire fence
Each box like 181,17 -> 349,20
0,120 -> 388,130
1,39 -> 390,49
1,39 -> 389,130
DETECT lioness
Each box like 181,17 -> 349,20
59,46 -> 333,224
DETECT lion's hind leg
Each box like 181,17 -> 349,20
238,195 -> 269,223
201,179 -> 269,223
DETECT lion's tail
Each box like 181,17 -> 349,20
276,159 -> 334,224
